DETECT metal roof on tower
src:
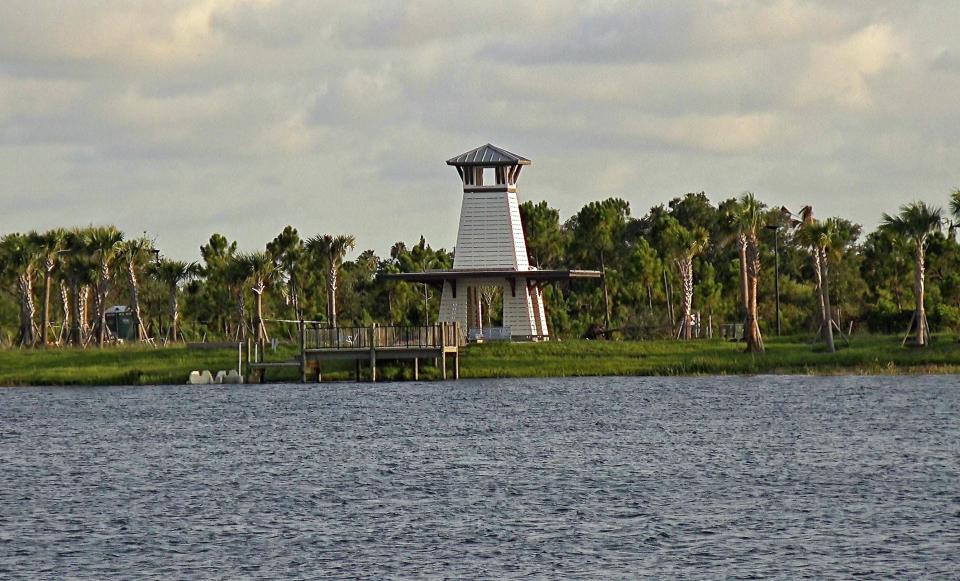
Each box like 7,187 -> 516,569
446,143 -> 531,166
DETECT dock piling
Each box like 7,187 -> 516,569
299,322 -> 307,384
369,323 -> 377,383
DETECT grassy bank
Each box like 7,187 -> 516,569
461,334 -> 960,378
1,334 -> 958,387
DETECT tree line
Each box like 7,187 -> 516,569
3,190 -> 960,352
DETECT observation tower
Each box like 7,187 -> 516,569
387,144 -> 600,341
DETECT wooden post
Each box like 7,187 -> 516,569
441,322 -> 447,379
245,338 -> 252,383
370,323 -> 377,383
453,321 -> 460,380
299,322 -> 307,384
355,360 -> 361,382
413,358 -> 419,381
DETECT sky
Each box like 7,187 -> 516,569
2,0 -> 960,260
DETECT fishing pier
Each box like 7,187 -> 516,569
247,322 -> 464,383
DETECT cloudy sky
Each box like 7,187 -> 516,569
2,1 -> 959,259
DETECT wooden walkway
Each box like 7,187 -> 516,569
248,323 -> 463,383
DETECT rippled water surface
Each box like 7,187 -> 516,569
2,376 -> 960,579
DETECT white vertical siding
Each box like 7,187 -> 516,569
438,277 -> 542,339
438,281 -> 466,330
505,191 -> 529,270
453,191 -> 530,271
501,282 -> 537,337
532,286 -> 549,337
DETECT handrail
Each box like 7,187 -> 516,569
305,323 -> 463,350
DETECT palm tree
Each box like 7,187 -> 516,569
730,193 -> 765,352
118,237 -> 155,341
794,207 -> 830,341
62,228 -> 94,346
225,256 -> 251,341
797,218 -> 839,352
408,237 -> 437,325
267,226 -> 304,323
664,221 -> 709,340
385,241 -> 408,321
881,201 -> 942,347
236,251 -> 279,346
812,218 -> 860,353
150,258 -> 197,343
721,200 -> 750,332
87,226 -> 124,346
950,189 -> 960,240
0,233 -> 40,347
306,234 -> 356,327
30,229 -> 67,347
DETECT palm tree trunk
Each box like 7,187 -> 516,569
663,269 -> 674,327
16,273 -> 36,347
601,251 -> 611,330
915,243 -> 926,347
738,233 -> 749,324
810,248 -> 827,334
127,261 -> 147,341
677,257 -> 694,340
59,279 -> 70,345
387,285 -> 395,321
79,284 -> 91,343
235,289 -> 248,341
290,274 -> 301,322
328,264 -> 338,327
167,286 -> 179,343
253,288 -> 264,346
90,287 -> 100,344
745,233 -> 764,353
41,262 -> 54,347
68,278 -> 81,346
423,283 -> 429,326
818,248 -> 835,353
96,264 -> 110,346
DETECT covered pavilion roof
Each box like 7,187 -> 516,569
383,268 -> 601,283
446,144 -> 531,166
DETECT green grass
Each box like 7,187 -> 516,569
1,334 -> 958,386
0,344 -> 245,386
460,334 -> 960,378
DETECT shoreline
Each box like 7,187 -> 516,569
2,334 -> 959,386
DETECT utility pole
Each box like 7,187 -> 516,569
766,223 -> 782,336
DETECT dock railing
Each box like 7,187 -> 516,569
305,322 -> 464,350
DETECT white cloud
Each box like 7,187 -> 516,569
796,23 -> 907,109
2,1 -> 960,258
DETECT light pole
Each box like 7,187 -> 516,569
766,223 -> 782,336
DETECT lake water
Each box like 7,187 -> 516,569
2,376 -> 959,579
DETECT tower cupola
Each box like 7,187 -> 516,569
446,143 -> 531,192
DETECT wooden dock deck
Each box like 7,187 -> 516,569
248,323 -> 463,383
